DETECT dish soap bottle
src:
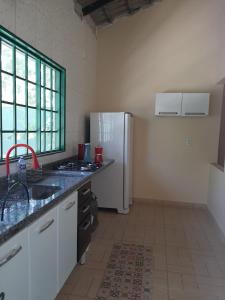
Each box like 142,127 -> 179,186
17,156 -> 27,185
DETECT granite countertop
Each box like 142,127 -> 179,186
0,159 -> 114,246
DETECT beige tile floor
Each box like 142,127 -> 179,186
56,200 -> 225,300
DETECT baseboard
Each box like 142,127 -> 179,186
132,197 -> 207,209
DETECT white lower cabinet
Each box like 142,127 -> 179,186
28,207 -> 58,300
58,191 -> 78,291
0,190 -> 78,300
0,229 -> 29,300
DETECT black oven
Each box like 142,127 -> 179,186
77,181 -> 92,262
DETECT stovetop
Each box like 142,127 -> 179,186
52,160 -> 102,172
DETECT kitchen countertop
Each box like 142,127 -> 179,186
0,159 -> 114,246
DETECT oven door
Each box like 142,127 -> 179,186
78,198 -> 91,225
77,213 -> 92,261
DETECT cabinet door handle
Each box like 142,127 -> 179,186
159,112 -> 178,115
39,219 -> 54,234
184,112 -> 206,116
65,201 -> 76,210
82,205 -> 90,214
0,292 -> 5,300
0,245 -> 22,268
82,188 -> 91,196
82,221 -> 91,231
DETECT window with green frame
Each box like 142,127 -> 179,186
0,26 -> 65,161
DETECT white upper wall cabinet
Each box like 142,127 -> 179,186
155,93 -> 210,117
181,93 -> 209,116
155,93 -> 182,116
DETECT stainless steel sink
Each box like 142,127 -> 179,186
0,183 -> 62,221
30,185 -> 61,200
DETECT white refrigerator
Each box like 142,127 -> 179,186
90,112 -> 133,214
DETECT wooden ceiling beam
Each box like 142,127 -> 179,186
82,0 -> 114,16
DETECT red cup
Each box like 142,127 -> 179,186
95,147 -> 103,163
78,144 -> 85,161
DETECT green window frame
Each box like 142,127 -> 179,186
0,25 -> 65,161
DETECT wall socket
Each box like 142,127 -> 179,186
185,137 -> 192,146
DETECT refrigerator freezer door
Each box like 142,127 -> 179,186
90,112 -> 125,212
124,113 -> 133,209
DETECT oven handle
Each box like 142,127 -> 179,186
81,221 -> 91,231
82,188 -> 91,196
82,205 -> 90,214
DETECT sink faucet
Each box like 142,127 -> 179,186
1,181 -> 30,221
5,144 -> 40,182
1,144 -> 39,221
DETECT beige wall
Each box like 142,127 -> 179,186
96,0 -> 225,204
0,0 -> 97,176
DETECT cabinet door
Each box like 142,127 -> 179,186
58,191 -> 78,290
182,93 -> 209,116
29,207 -> 58,300
0,230 -> 29,300
155,93 -> 182,116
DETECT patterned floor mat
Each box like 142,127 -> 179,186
96,242 -> 153,300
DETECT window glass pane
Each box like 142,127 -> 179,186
41,63 -> 44,86
41,87 -> 44,108
52,70 -> 55,90
16,50 -> 25,78
45,66 -> 51,88
28,132 -> 37,152
28,83 -> 36,107
55,70 -> 60,92
52,112 -> 59,131
1,42 -> 13,73
16,106 -> 26,131
17,133 -> 27,155
52,92 -> 57,111
41,133 -> 45,152
52,132 -> 56,150
28,108 -> 37,131
56,93 -> 60,111
45,89 -> 51,109
2,103 -> 14,130
46,132 -> 51,151
2,133 -> 15,158
2,73 -> 13,102
52,132 -> 59,150
16,78 -> 26,105
45,111 -> 51,131
28,56 -> 36,82
41,110 -> 45,131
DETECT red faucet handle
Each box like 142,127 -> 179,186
5,144 -> 40,176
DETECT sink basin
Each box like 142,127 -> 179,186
30,185 -> 61,200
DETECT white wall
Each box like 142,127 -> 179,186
96,0 -> 224,204
0,0 -> 97,175
208,164 -> 225,236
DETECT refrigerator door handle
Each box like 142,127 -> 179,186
123,113 -> 133,212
